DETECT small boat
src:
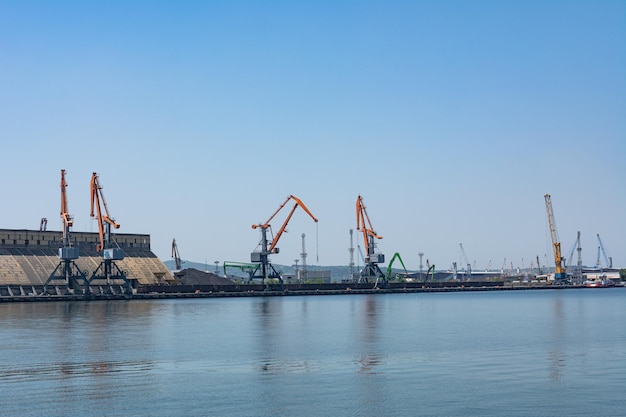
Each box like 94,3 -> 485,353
584,278 -> 615,288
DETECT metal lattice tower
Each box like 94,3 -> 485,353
349,229 -> 355,280
419,252 -> 424,280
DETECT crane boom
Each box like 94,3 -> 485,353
252,195 -> 318,253
60,169 -> 72,229
544,194 -> 566,280
59,169 -> 75,252
597,234 -> 612,268
385,252 -> 408,281
90,173 -> 121,252
172,238 -> 183,270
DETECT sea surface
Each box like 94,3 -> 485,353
1,288 -> 624,417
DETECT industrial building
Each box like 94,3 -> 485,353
0,228 -> 173,293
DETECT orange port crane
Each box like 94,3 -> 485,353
544,194 -> 566,281
250,195 -> 318,284
44,169 -> 88,294
89,172 -> 129,293
356,195 -> 385,283
90,172 -> 122,254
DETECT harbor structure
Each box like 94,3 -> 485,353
0,228 -> 174,293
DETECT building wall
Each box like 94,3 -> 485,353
0,229 -> 151,250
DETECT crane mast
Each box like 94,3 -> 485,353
544,194 -> 566,281
356,195 -> 385,284
250,195 -> 318,285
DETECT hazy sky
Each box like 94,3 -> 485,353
1,1 -> 624,272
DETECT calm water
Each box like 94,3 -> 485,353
1,289 -> 625,417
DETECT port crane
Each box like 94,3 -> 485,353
536,255 -> 541,275
356,195 -> 385,284
544,194 -> 566,282
250,195 -> 318,285
172,238 -> 183,270
44,169 -> 89,294
459,243 -> 472,280
596,234 -> 612,269
384,252 -> 409,282
89,172 -> 130,294
566,231 -> 583,283
425,259 -> 435,282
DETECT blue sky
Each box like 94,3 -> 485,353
1,0 -> 624,272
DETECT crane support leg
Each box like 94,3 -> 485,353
89,260 -> 132,295
43,260 -> 89,295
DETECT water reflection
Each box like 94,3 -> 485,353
0,360 -> 155,382
357,354 -> 383,374
357,296 -> 383,373
354,296 -> 387,417
2,291 -> 624,417
548,296 -> 566,381
255,297 -> 284,373
1,300 -> 163,409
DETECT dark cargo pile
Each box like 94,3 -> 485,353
174,268 -> 234,285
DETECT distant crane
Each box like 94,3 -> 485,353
459,243 -> 471,281
544,194 -> 566,281
356,195 -> 385,285
596,234 -> 612,269
44,169 -> 88,294
250,195 -> 318,285
567,232 -> 578,269
516,258 -> 524,275
425,259 -> 435,282
566,231 -> 583,282
89,172 -> 130,294
172,238 -> 183,270
536,255 -> 542,275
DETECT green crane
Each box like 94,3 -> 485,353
385,252 -> 409,281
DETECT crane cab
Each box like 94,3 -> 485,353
104,248 -> 124,260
